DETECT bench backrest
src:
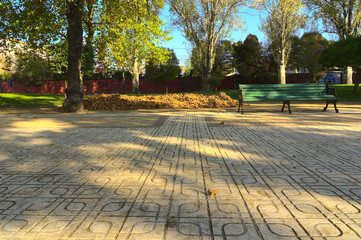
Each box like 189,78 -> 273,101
238,83 -> 332,101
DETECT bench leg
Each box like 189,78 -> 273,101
238,100 -> 244,114
334,100 -> 339,113
323,100 -> 339,113
282,101 -> 292,114
237,100 -> 244,114
323,101 -> 329,112
238,90 -> 244,114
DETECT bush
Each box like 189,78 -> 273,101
0,72 -> 11,82
206,76 -> 223,90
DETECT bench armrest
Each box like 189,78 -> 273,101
327,87 -> 337,96
325,83 -> 337,97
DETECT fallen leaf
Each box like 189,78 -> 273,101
208,189 -> 219,196
292,166 -> 296,169
49,143 -> 54,146
256,190 -> 267,197
218,121 -> 225,125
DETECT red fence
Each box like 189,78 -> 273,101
0,74 -> 312,95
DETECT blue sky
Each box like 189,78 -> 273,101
160,5 -> 336,66
160,6 -> 266,66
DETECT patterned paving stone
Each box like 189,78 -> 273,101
0,109 -> 360,239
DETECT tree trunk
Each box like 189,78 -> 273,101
201,70 -> 211,91
352,82 -> 360,94
82,0 -> 96,76
344,66 -> 353,84
352,70 -> 360,94
278,50 -> 286,84
132,59 -> 140,94
122,69 -> 125,94
63,0 -> 84,112
201,44 -> 214,91
165,84 -> 168,94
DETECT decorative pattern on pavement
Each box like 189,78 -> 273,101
0,111 -> 360,239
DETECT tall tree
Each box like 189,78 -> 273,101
11,49 -> 53,92
64,0 -> 84,112
0,0 -> 85,112
319,36 -> 361,93
145,49 -> 181,93
191,39 -> 234,78
305,0 -> 361,84
233,34 -> 277,83
99,0 -> 170,94
167,0 -> 247,90
233,34 -> 262,79
212,40 -> 234,78
288,32 -> 329,80
82,0 -> 97,79
257,0 -> 307,84
183,57 -> 193,77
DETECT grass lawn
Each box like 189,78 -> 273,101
0,84 -> 359,108
331,84 -> 361,99
0,94 -> 65,108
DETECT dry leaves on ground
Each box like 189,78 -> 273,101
83,92 -> 237,110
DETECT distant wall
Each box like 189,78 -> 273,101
0,74 -> 313,94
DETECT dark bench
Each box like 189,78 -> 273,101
238,83 -> 338,114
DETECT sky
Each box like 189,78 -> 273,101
160,6 -> 266,66
160,5 -> 335,67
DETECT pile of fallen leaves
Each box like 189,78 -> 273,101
83,92 -> 237,110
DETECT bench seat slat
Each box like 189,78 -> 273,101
242,92 -> 328,96
243,95 -> 336,101
239,83 -> 327,88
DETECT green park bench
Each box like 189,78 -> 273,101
238,83 -> 338,114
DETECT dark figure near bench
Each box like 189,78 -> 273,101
238,83 -> 338,114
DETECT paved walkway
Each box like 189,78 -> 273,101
0,104 -> 361,239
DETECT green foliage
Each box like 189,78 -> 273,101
319,37 -> 361,69
0,1 -> 66,49
82,44 -> 95,79
319,37 -> 361,93
305,0 -> 361,39
98,0 -> 170,68
257,0 -> 308,83
145,49 -> 181,93
168,0 -> 247,89
190,46 -> 202,77
206,76 -> 223,90
257,0 -> 308,53
191,40 -> 234,78
11,50 -> 53,87
0,72 -> 11,82
289,32 -> 329,74
183,58 -> 193,77
98,0 -> 171,93
233,34 -> 277,83
82,0 -> 98,79
46,41 -> 68,74
212,40 -> 234,78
